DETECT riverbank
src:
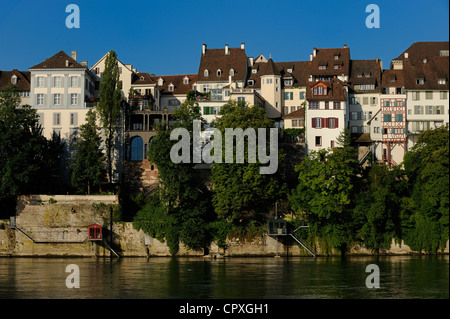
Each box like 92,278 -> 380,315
1,195 -> 448,258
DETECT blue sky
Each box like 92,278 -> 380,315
0,0 -> 448,75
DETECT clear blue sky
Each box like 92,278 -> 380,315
0,0 -> 448,75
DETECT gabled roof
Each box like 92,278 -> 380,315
306,79 -> 347,101
393,41 -> 449,65
310,47 -> 351,76
150,74 -> 198,95
197,46 -> 247,82
275,61 -> 310,87
403,56 -> 449,90
30,50 -> 85,69
131,72 -> 156,85
0,69 -> 31,91
348,59 -> 382,92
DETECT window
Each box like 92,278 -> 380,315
333,64 -> 341,69
351,112 -> 358,120
315,136 -> 322,146
350,97 -> 357,105
292,120 -> 298,127
309,101 -> 319,109
168,99 -> 180,106
334,55 -> 339,60
435,105 -> 442,114
53,76 -> 62,87
11,75 -> 17,84
351,126 -> 358,133
330,140 -> 335,148
284,92 -> 294,100
412,91 -> 420,101
363,97 -> 368,105
416,78 -> 424,85
299,91 -> 305,99
37,77 -> 45,87
371,97 -> 377,105
383,114 -> 392,122
229,69 -> 235,76
324,101 -> 329,109
184,78 -> 189,84
71,93 -> 78,105
70,113 -> 78,126
252,69 -> 257,74
333,102 -> 340,110
53,112 -> 61,126
204,69 -> 209,77
203,85 -> 210,93
414,105 -> 423,114
37,113 -> 44,126
440,91 -> 447,99
328,118 -> 337,128
425,91 -> 433,100
313,118 -> 322,128
169,85 -> 174,92
395,114 -> 403,122
37,94 -> 44,105
130,137 -> 143,161
70,76 -> 78,87
53,93 -> 61,105
426,105 -> 433,114
217,69 -> 222,77
374,127 -> 380,133
287,68 -> 293,73
438,78 -> 446,85
319,65 -> 326,70
247,80 -> 254,86
284,79 -> 293,86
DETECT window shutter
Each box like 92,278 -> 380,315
321,118 -> 325,128
312,118 -> 316,128
290,92 -> 293,100
335,118 -> 339,128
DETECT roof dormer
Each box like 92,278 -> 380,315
168,83 -> 174,92
183,76 -> 189,84
158,78 -> 164,86
11,74 -> 18,84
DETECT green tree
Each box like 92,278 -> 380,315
291,132 -> 359,254
353,164 -> 406,251
0,84 -> 46,197
71,110 -> 105,195
144,100 -> 213,254
210,100 -> 288,223
402,125 -> 449,252
97,50 -> 122,185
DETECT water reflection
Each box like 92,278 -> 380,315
0,256 -> 447,299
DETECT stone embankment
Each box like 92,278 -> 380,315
0,195 -> 448,257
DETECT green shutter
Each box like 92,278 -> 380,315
383,114 -> 391,122
290,92 -> 293,100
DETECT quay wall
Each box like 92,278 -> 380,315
0,195 -> 448,257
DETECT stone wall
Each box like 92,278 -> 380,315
0,195 -> 448,257
123,160 -> 159,191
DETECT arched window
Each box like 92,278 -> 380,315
204,69 -> 209,77
130,136 -> 143,161
229,69 -> 235,76
217,69 -> 222,77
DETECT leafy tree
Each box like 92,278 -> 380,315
0,84 -> 46,197
353,164 -> 406,251
144,100 -> 213,254
210,100 -> 288,223
71,109 -> 105,195
402,125 -> 449,252
291,130 -> 359,254
97,50 -> 123,185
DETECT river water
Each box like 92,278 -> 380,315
0,255 -> 448,299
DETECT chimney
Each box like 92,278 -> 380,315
71,51 -> 78,62
248,57 -> 254,67
343,44 -> 347,48
310,54 -> 313,61
80,61 -> 88,68
313,47 -> 317,57
202,44 -> 207,56
225,44 -> 229,55
241,42 -> 245,50
404,52 -> 409,59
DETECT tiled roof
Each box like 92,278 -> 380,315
393,41 -> 449,64
348,59 -> 382,93
260,58 -> 280,76
404,56 -> 449,90
197,46 -> 247,82
275,61 -> 310,87
283,107 -> 305,119
132,72 -> 156,85
310,47 -> 350,76
150,74 -> 198,95
0,69 -> 31,91
381,69 -> 405,87
306,79 -> 348,101
30,50 -> 85,69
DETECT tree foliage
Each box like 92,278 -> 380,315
97,50 -> 122,185
71,109 -> 105,194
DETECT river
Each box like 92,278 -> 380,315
0,255 -> 448,299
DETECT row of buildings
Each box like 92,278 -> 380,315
0,41 -> 448,189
